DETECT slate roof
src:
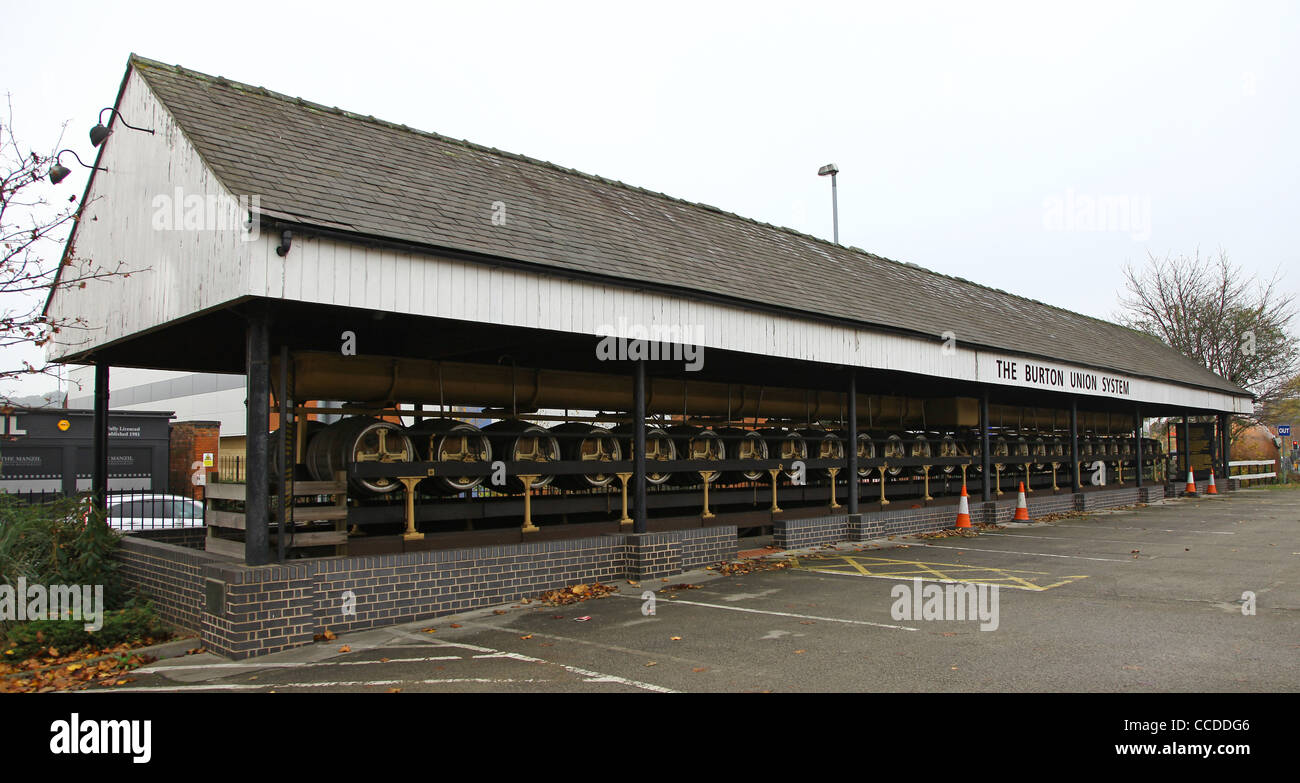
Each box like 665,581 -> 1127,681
126,55 -> 1247,398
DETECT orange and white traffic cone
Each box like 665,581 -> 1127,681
955,484 -> 972,528
1207,469 -> 1218,495
1014,481 -> 1030,521
1185,468 -> 1197,495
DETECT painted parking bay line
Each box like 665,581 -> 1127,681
788,555 -> 1089,592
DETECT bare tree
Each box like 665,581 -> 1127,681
1117,249 -> 1299,436
1,96 -> 133,387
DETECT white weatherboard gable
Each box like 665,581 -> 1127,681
44,66 -> 258,362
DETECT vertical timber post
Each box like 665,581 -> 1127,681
1070,398 -> 1080,492
847,372 -> 858,514
1135,406 -> 1143,489
92,361 -> 110,513
633,360 -> 647,534
245,307 -> 272,566
980,389 -> 991,503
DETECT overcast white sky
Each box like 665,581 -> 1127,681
3,0 -> 1297,398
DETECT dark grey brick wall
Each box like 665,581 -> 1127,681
117,525 -> 736,660
773,514 -> 849,549
1081,487 -> 1141,510
116,536 -> 226,631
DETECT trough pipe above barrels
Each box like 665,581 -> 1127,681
92,361 -> 109,514
277,352 -> 976,427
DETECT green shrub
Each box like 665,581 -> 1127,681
1,598 -> 172,659
1,494 -> 127,638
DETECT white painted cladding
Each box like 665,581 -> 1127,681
44,70 -> 255,361
264,233 -> 1249,413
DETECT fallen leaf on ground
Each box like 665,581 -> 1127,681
520,634 -> 533,640
794,650 -> 806,654
338,645 -> 351,653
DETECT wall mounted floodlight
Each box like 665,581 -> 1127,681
48,149 -> 105,185
817,163 -> 840,244
89,107 -> 155,147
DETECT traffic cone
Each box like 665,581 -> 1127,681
955,484 -> 971,528
1014,481 -> 1030,521
1185,468 -> 1196,495
1207,469 -> 1218,495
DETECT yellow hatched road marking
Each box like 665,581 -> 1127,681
789,555 -> 1089,592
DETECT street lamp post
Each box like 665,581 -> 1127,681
818,163 -> 839,244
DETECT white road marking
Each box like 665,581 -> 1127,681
722,589 -> 780,602
131,656 -> 462,675
611,594 -> 917,631
919,543 -> 1131,562
86,678 -> 542,693
403,633 -> 680,693
760,630 -> 793,640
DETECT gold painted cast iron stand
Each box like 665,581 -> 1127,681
922,466 -> 933,502
877,465 -> 890,506
519,474 -> 540,533
995,465 -> 1003,496
1117,462 -> 1124,485
960,463 -> 969,491
768,468 -> 783,514
827,467 -> 841,509
1051,464 -> 1059,492
616,472 -> 633,527
398,476 -> 424,541
700,471 -> 717,519
1024,463 -> 1033,492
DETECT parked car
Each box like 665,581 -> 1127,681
103,494 -> 205,531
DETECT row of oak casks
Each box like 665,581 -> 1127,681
299,416 -> 1162,497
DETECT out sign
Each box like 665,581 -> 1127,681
1280,425 -> 1291,437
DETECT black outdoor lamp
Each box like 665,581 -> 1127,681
48,149 -> 105,185
89,107 -> 155,147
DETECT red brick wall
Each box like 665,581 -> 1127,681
169,421 -> 221,499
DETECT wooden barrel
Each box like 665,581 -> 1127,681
797,429 -> 844,477
270,419 -> 327,481
550,422 -> 621,490
409,418 -> 492,494
716,427 -> 769,483
878,432 -> 907,476
1048,436 -> 1065,468
848,432 -> 877,478
908,432 -> 933,476
933,433 -> 960,474
482,419 -> 560,493
611,423 -> 677,485
305,416 -> 415,496
758,428 -> 807,479
667,425 -> 725,485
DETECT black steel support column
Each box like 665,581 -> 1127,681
91,361 -> 110,512
633,360 -> 647,534
277,344 -> 290,563
980,389 -> 991,502
1181,414 -> 1191,479
1219,413 -> 1230,486
245,308 -> 272,565
1070,398 -> 1080,492
1135,406 -> 1143,488
847,372 -> 858,514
